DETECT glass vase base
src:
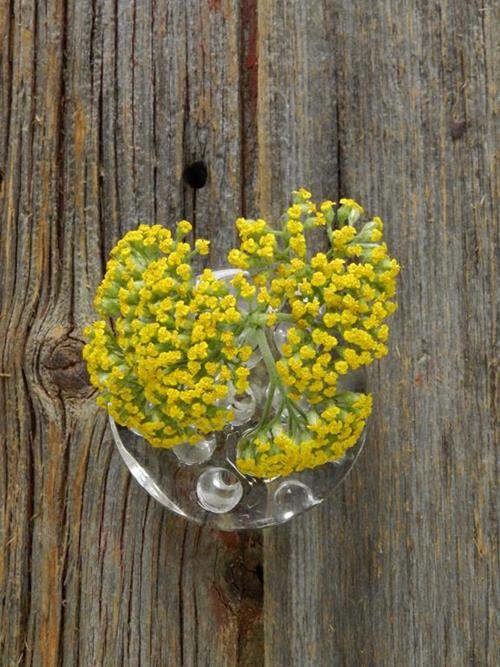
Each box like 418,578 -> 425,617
110,416 -> 365,530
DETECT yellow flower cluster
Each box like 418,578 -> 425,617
227,217 -> 278,272
84,190 -> 399,480
229,190 -> 399,477
83,223 -> 252,447
237,393 -> 372,477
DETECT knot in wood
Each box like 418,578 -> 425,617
43,336 -> 91,398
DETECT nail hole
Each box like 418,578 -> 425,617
450,119 -> 466,140
183,161 -> 208,189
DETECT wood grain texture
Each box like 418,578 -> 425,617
261,1 -> 499,666
0,1 -> 497,666
0,1 -> 262,665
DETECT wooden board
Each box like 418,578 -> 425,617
0,1 -> 497,665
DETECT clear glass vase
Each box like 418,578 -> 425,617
109,268 -> 367,530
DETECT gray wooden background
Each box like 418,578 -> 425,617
0,1 -> 497,665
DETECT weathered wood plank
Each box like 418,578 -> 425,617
261,1 -> 498,666
1,0 -> 497,665
0,1 -> 262,665
256,0 -> 339,220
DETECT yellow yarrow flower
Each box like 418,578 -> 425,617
339,198 -> 364,215
195,239 -> 210,255
84,189 -> 399,479
177,220 -> 192,235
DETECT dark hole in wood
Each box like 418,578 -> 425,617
450,119 -> 466,140
183,161 -> 208,189
255,563 -> 263,585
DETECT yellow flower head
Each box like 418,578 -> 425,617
339,198 -> 364,215
177,220 -> 192,235
85,190 -> 399,479
195,239 -> 210,255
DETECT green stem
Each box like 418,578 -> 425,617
260,383 -> 275,425
254,326 -> 308,428
254,327 -> 280,385
275,313 -> 294,323
288,399 -> 308,423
